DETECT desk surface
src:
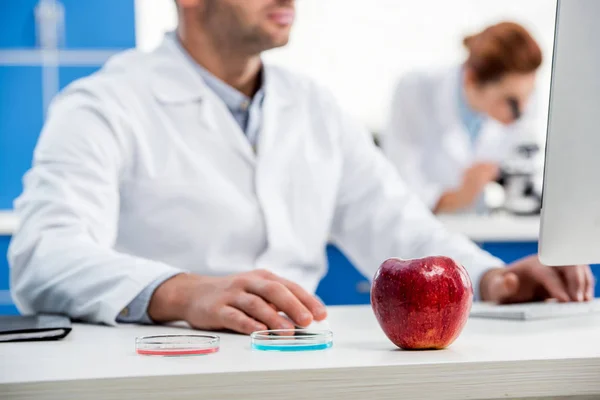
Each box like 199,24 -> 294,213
0,211 -> 18,236
437,212 -> 540,242
1,305 -> 599,400
0,210 -> 539,242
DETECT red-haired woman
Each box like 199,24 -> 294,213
381,22 -> 543,214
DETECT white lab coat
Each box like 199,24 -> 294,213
380,66 -> 542,210
8,35 -> 503,325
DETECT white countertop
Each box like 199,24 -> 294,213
0,211 -> 18,236
1,305 -> 599,400
0,210 -> 539,242
437,212 -> 540,242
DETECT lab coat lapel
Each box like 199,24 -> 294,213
437,67 -> 473,170
252,66 -> 304,273
149,34 -> 256,166
257,65 -> 295,157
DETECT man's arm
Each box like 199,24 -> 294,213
8,82 -> 327,331
116,272 -> 180,323
328,89 -> 592,302
329,94 -> 504,298
8,85 -> 181,325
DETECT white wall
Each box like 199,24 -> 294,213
135,0 -> 557,133
134,0 -> 178,52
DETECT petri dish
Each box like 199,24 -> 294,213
250,329 -> 333,352
136,334 -> 220,356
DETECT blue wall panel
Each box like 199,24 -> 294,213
0,0 -> 135,314
62,0 -> 136,49
60,65 -> 102,89
0,0 -> 39,48
0,0 -> 135,49
0,65 -> 106,210
0,66 -> 44,209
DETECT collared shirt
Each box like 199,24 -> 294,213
190,60 -> 265,148
117,36 -> 266,324
178,34 -> 265,147
457,68 -> 485,145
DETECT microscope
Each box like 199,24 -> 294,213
493,97 -> 544,215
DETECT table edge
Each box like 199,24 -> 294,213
2,357 -> 599,400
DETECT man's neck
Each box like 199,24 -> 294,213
177,28 -> 263,97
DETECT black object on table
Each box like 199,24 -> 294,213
0,314 -> 72,342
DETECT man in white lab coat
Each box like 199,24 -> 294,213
9,0 -> 594,334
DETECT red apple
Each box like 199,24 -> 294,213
371,256 -> 473,350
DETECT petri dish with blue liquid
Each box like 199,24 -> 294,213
250,329 -> 333,352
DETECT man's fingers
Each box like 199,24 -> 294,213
275,277 -> 328,322
503,272 -> 520,299
219,306 -> 266,335
486,271 -> 519,303
584,267 -> 596,301
232,294 -> 295,331
253,270 -> 327,322
497,272 -> 519,303
562,266 -> 586,301
532,266 -> 570,302
247,280 -> 313,327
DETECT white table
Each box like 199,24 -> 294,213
0,210 -> 540,242
0,211 -> 18,236
437,213 -> 540,242
1,305 -> 599,400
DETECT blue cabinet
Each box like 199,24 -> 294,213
480,241 -> 538,263
317,242 -> 600,306
0,236 -> 18,315
316,245 -> 371,305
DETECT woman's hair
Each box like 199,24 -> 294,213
463,22 -> 542,84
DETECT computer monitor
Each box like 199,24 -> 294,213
539,0 -> 600,266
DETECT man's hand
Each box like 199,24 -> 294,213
480,255 -> 595,303
148,270 -> 327,335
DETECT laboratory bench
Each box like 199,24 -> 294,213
1,305 -> 600,400
0,211 -> 18,236
0,211 -> 18,315
317,212 -> 548,305
0,211 -> 598,314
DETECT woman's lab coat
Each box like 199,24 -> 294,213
8,36 -> 503,325
380,67 -> 540,210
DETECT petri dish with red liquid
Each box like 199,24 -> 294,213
136,334 -> 220,356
